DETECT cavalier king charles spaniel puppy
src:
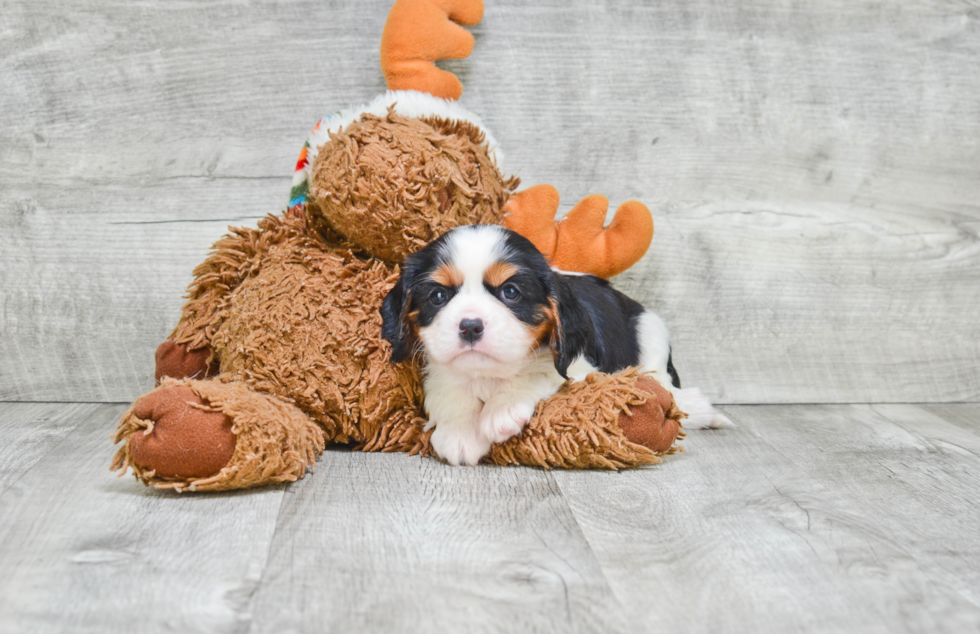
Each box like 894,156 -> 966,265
381,225 -> 730,466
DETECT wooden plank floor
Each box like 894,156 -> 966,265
1,403 -> 978,633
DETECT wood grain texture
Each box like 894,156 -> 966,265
916,403 -> 980,439
736,404 -> 980,626
0,404 -> 287,634
2,0 -> 979,402
248,449 -> 628,634
554,404 -> 980,633
0,402 -> 92,495
1,403 -> 980,632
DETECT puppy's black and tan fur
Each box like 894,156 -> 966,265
382,225 -> 725,465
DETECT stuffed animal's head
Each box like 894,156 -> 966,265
293,0 -> 652,276
306,107 -> 518,265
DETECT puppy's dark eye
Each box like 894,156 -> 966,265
500,283 -> 521,302
429,288 -> 449,306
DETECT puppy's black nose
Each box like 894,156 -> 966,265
459,318 -> 484,343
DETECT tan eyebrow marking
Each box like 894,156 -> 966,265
484,261 -> 519,288
430,263 -> 463,287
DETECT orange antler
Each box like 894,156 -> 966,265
499,184 -> 562,258
503,184 -> 654,279
381,0 -> 485,100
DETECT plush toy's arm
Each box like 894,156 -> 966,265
502,184 -> 654,279
381,0 -> 484,100
487,370 -> 684,469
169,213 -> 312,351
169,228 -> 261,352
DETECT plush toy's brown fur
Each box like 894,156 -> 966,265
173,208 -> 427,449
110,2 -> 685,492
310,114 -> 517,264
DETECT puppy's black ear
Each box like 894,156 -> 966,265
380,266 -> 417,364
548,276 -> 594,379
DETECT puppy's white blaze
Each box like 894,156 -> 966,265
420,225 -> 532,373
420,295 -> 533,371
439,225 -> 511,292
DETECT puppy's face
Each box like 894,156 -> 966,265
382,226 -> 571,376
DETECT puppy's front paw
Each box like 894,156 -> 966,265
480,400 -> 535,444
430,423 -> 492,466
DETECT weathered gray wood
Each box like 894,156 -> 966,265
916,403 -> 980,441
738,404 -> 980,619
0,178 -> 274,402
554,405 -> 980,633
0,404 -> 287,634
2,0 -> 979,402
248,449 -> 627,634
3,403 -> 980,632
0,402 -> 92,495
748,404 -> 980,621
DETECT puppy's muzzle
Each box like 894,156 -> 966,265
458,318 -> 484,344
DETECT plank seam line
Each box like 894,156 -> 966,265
716,401 -> 980,406
4,401 -> 980,406
0,401 -> 133,405
241,483 -> 291,633
0,403 -> 92,499
548,472 -> 634,623
109,217 -> 266,225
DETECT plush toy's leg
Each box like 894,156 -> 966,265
357,403 -> 433,457
111,378 -> 325,492
154,339 -> 220,384
486,369 -> 685,469
165,213 -> 318,358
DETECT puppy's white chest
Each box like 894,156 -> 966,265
468,376 -> 503,404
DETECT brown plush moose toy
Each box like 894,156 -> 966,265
111,0 -> 685,492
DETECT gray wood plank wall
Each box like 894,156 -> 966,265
2,0 -> 978,403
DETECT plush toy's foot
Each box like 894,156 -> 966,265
155,339 -> 219,384
487,369 -> 684,469
111,378 -> 325,492
128,386 -> 237,479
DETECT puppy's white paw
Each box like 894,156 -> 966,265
430,423 -> 492,466
480,400 -> 535,444
672,387 -> 734,429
